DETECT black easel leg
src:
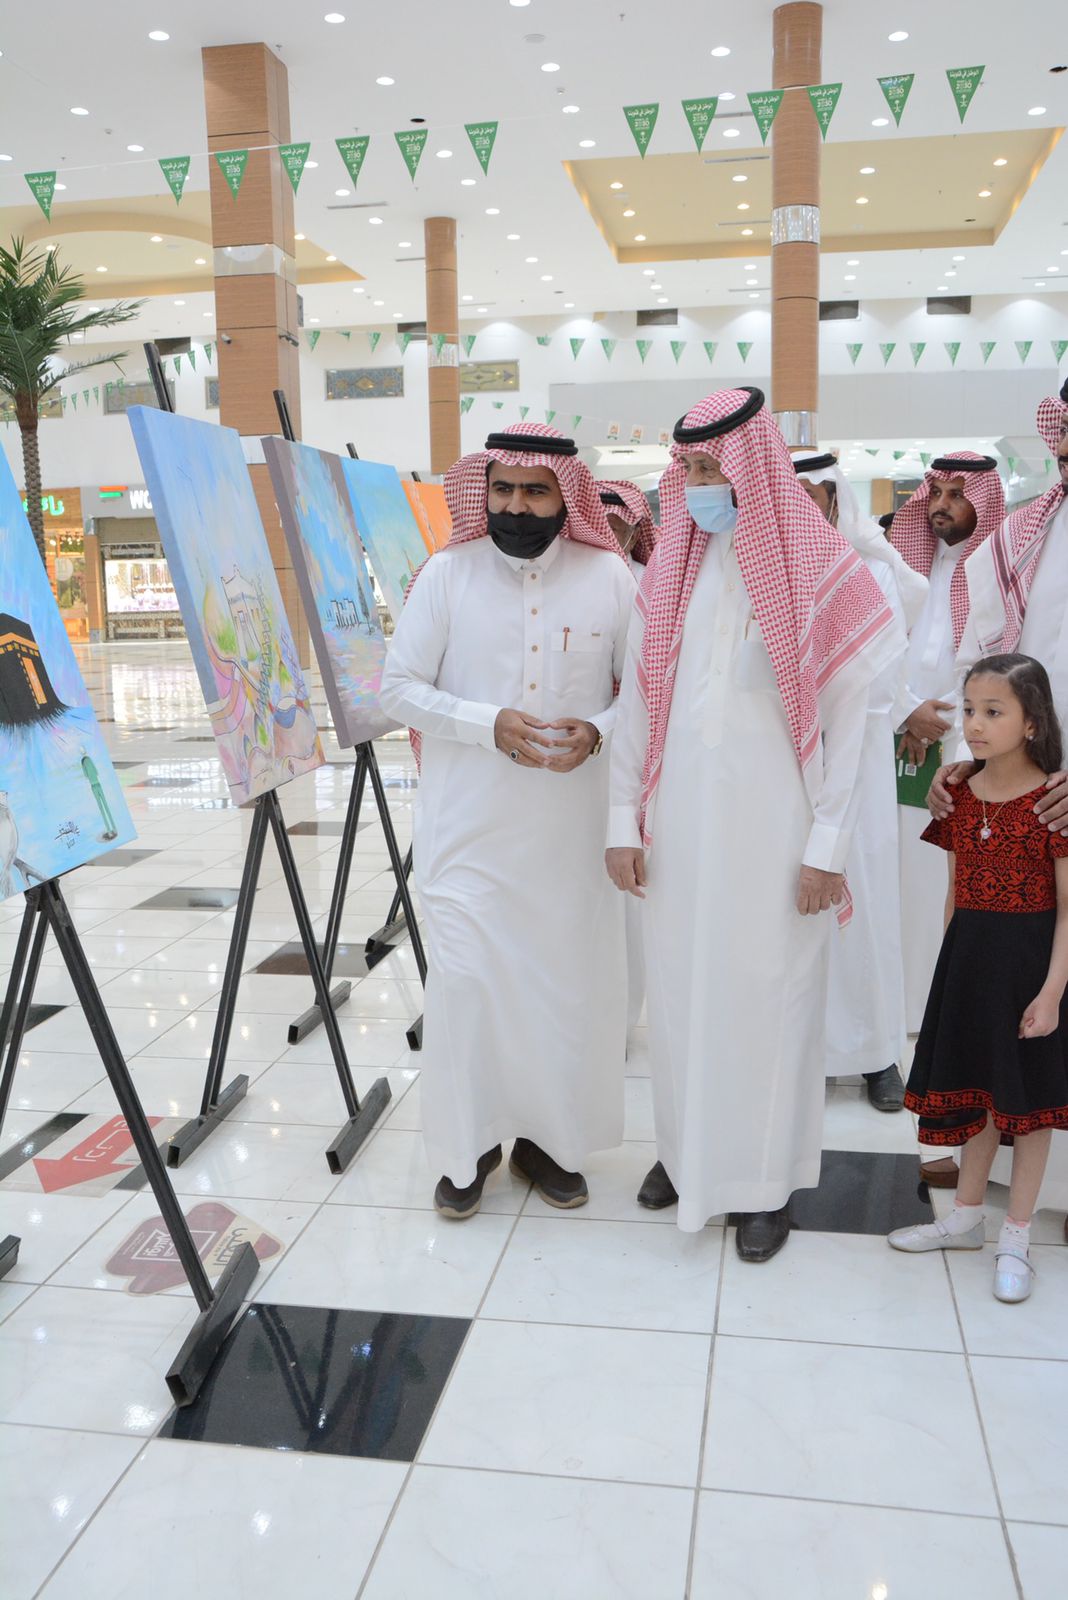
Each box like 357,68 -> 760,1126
266,792 -> 391,1174
365,747 -> 427,1050
286,748 -> 370,1045
167,797 -> 271,1167
364,845 -> 413,969
0,891 -> 48,1282
40,880 -> 257,1403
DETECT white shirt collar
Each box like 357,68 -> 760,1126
495,535 -> 564,577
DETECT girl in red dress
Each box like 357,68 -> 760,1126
889,654 -> 1068,1302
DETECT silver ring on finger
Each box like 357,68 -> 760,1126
509,749 -> 520,762
921,737 -> 930,747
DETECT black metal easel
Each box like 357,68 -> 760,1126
138,346 -> 391,1174
269,399 -> 427,1052
0,881 -> 257,1405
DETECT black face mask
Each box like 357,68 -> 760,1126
488,506 -> 566,560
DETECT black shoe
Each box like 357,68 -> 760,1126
863,1064 -> 906,1112
734,1206 -> 791,1263
637,1160 -> 679,1210
434,1145 -> 502,1219
509,1137 -> 588,1209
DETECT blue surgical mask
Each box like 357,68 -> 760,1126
685,483 -> 737,534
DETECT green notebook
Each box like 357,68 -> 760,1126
896,737 -> 941,809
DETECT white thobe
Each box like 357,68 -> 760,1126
609,532 -> 870,1230
896,540 -> 967,1031
379,536 -> 636,1186
826,552 -> 909,1077
625,553 -> 648,1028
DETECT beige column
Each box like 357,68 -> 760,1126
424,217 -> 461,474
202,42 -> 307,661
771,2 -> 822,448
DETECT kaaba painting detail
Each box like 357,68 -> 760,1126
0,454 -> 134,901
128,407 -> 324,805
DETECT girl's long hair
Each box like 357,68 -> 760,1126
963,653 -> 1063,774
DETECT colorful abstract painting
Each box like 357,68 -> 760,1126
403,481 -> 452,554
128,408 -> 323,804
0,452 -> 134,900
340,458 -> 431,625
263,438 -> 397,748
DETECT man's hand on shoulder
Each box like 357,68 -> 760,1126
1034,771 -> 1068,835
927,761 -> 977,820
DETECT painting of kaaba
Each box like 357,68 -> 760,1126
0,454 -> 135,901
263,437 -> 396,749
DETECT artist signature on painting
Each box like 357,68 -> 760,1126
55,820 -> 81,849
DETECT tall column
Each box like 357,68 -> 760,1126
424,217 -> 461,474
770,2 -> 822,448
202,43 -> 307,661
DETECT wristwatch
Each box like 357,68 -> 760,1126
590,728 -> 604,758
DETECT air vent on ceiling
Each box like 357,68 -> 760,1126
819,300 -> 859,321
637,307 -> 678,327
397,321 -> 427,340
394,256 -> 426,263
926,294 -> 972,315
326,199 -> 390,211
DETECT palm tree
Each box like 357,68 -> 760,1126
0,237 -> 142,563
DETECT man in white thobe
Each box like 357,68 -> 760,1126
606,389 -> 899,1261
379,424 -> 635,1218
792,451 -> 924,1113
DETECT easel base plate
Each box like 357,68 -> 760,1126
287,981 -> 352,1046
166,1240 -> 259,1406
325,1076 -> 393,1174
406,1014 -> 424,1052
166,1075 -> 250,1168
0,1233 -> 20,1281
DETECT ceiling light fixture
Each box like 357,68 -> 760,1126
353,286 -> 365,293
623,208 -> 636,217
945,269 -> 956,276
507,232 -> 520,240
746,277 -> 758,286
1028,105 -> 1047,116
658,296 -> 669,303
749,291 -> 759,299
324,11 -> 345,21
309,316 -> 320,324
642,268 -> 655,276
1036,280 -> 1047,287
461,177 -> 476,186
335,187 -> 350,196
564,301 -> 574,308
719,91 -> 736,101
745,263 -> 756,270
541,61 -> 560,72
847,258 -> 860,265
859,166 -> 875,175
737,202 -> 750,211
562,104 -> 580,114
393,311 -> 403,318
0,155 -> 11,162
844,274 -> 856,281
610,181 -> 624,190
436,148 -> 453,158
70,106 -> 89,116
634,232 -> 646,240
993,156 -> 1007,166
710,45 -> 731,57
888,29 -> 909,41
936,285 -> 949,292
650,283 -> 662,290
525,255 -> 538,262
368,216 -> 383,224
295,232 -> 306,241
732,174 -> 748,183
305,160 -> 318,168
510,0 -> 532,7
723,127 -> 740,138
95,265 -> 108,272
462,293 -> 473,301
541,273 -> 553,280
856,196 -> 869,205
741,227 -> 753,235
953,254 -> 965,261
376,75 -> 395,85
978,188 -> 992,197
148,29 -> 170,41
127,143 -> 144,152
477,306 -> 488,313
150,234 -> 163,242
373,298 -> 384,305
194,257 -> 207,265
485,207 -> 500,215
872,117 -> 889,127
174,299 -> 186,307
578,139 -> 596,148
398,240 -> 412,248
326,253 -> 337,261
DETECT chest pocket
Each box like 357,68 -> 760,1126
733,622 -> 780,695
548,627 -> 611,704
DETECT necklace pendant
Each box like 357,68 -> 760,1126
980,826 -> 992,840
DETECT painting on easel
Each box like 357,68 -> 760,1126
128,407 -> 323,804
340,457 -> 430,625
0,452 -> 134,899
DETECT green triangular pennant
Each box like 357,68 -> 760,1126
1008,456 -> 1019,473
893,450 -> 907,461
807,82 -> 843,140
336,135 -> 370,189
569,338 -> 585,359
877,74 -> 914,127
492,401 -> 505,410
203,342 -> 214,364
187,348 -> 197,371
847,343 -> 863,365
601,338 -> 617,361
60,395 -> 68,411
671,341 -> 687,364
394,128 -> 428,181
637,339 -> 653,364
464,121 -> 498,176
536,335 -> 552,347
880,342 -> 896,366
681,97 -> 718,153
463,334 -> 477,356
432,332 -> 448,358
865,448 -> 879,457
1047,458 -> 1055,474
545,409 -> 557,424
338,330 -> 351,340
946,66 -> 985,123
736,341 -> 752,364
82,390 -> 89,407
368,330 -> 381,353
93,386 -> 99,404
1053,339 -> 1068,363
747,90 -> 784,146
518,405 -> 530,420
306,330 -> 320,351
279,141 -> 311,194
158,155 -> 191,205
1015,340 -> 1033,365
703,341 -> 718,364
623,103 -> 659,158
920,452 -> 933,467
570,414 -> 582,430
460,395 -> 474,414
214,148 -> 249,199
70,393 -> 78,410
910,342 -> 926,366
24,170 -> 56,220
981,341 -> 997,364
398,332 -> 413,353
944,341 -> 961,366
173,354 -> 183,375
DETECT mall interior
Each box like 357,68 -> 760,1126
0,4 -> 1065,1596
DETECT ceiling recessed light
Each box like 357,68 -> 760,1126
70,106 -> 89,116
335,187 -> 351,197
53,183 -> 66,191
541,61 -> 560,72
127,143 -> 144,152
477,307 -> 487,313
732,174 -> 748,184
525,255 -> 538,263
368,216 -> 383,225
295,232 -> 306,241
203,311 -> 212,318
353,286 -> 365,293
436,148 -> 453,159
623,207 -> 636,217
148,29 -> 170,41
846,257 -> 860,265
737,202 -> 750,211
1048,265 -> 1060,272
945,269 -> 956,276
325,253 -> 338,261
173,299 -> 185,306
744,263 -> 756,270
194,257 -> 207,265
710,45 -> 731,57
564,301 -> 575,308
642,268 -> 655,276
398,240 -> 412,248
308,316 -> 319,323
149,234 -> 163,242
993,156 -> 1008,166
723,127 -> 740,138
462,294 -> 473,301
461,177 -> 477,186
305,160 -> 318,169
953,254 -> 965,261
856,196 -> 869,205
872,117 -> 889,127
0,154 -> 11,162
1028,105 -> 1047,116
507,233 -> 520,240
376,75 -> 395,85
749,291 -> 759,299
373,299 -> 384,305
86,307 -> 99,313
634,232 -> 647,240
844,274 -> 856,281
978,188 -> 992,197
540,273 -> 553,281
746,277 -> 758,285
95,265 -> 107,272
610,181 -> 624,190
485,207 -> 500,215
1035,280 -> 1047,287
562,104 -> 580,114
393,311 -> 403,318
510,0 -> 531,6
936,285 -> 949,292
741,227 -> 753,235
888,29 -> 909,41
658,296 -> 669,303
859,166 -> 876,175
324,11 -> 345,21
650,283 -> 662,290
578,139 -> 596,148
719,91 -> 736,101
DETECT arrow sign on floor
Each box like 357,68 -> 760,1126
32,1114 -> 162,1193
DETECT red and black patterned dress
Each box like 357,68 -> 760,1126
905,781 -> 1068,1144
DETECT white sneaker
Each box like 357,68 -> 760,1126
993,1249 -> 1035,1303
888,1217 -> 986,1253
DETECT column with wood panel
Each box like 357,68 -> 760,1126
424,217 -> 461,474
770,1 -> 822,448
202,42 -> 308,661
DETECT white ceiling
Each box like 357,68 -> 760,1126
0,0 -> 1066,342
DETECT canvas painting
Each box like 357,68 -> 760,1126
403,480 -> 452,554
263,438 -> 397,748
340,457 -> 431,625
0,452 -> 135,900
128,407 -> 323,804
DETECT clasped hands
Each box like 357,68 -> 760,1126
494,708 -> 598,774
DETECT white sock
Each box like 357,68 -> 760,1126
997,1218 -> 1031,1264
943,1201 -> 983,1234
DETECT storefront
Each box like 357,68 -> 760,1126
83,485 -> 185,641
18,488 -> 89,642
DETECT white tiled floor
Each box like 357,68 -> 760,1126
0,642 -> 1064,1599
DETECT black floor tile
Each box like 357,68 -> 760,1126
85,848 -> 160,868
160,1303 -> 469,1460
22,1003 -> 67,1034
254,941 -> 370,978
791,1150 -> 935,1237
111,761 -> 146,770
286,818 -> 373,837
136,887 -> 241,911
